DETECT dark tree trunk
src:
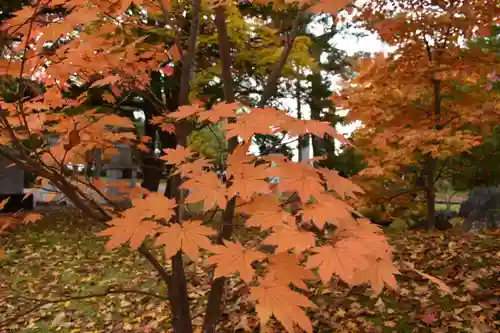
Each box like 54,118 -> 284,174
140,120 -> 163,192
424,159 -> 436,230
202,6 -> 237,332
423,78 -> 442,230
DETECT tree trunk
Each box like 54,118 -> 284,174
141,118 -> 162,192
161,0 -> 202,329
423,78 -> 442,230
202,6 -> 237,332
168,252 -> 194,333
296,78 -> 308,162
424,159 -> 436,230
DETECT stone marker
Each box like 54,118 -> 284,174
104,143 -> 138,209
0,155 -> 34,213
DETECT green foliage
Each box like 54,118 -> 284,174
254,133 -> 294,159
318,145 -> 367,177
448,125 -> 500,190
443,24 -> 500,191
188,124 -> 226,162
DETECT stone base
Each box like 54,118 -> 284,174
0,193 -> 34,213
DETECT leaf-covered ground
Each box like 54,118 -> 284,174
1,209 -> 498,333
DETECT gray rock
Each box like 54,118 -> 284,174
435,210 -> 457,230
459,187 -> 499,218
0,155 -> 24,195
460,187 -> 500,232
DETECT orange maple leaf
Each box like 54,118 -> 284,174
0,198 -> 10,210
161,145 -> 194,166
180,172 -> 227,211
306,239 -> 372,284
206,241 -> 266,283
228,163 -> 272,201
97,114 -> 135,128
90,75 -> 121,87
155,220 -> 215,261
271,162 -> 324,202
132,193 -> 177,221
266,252 -> 316,290
301,193 -> 357,229
237,195 -> 295,230
96,217 -> 158,251
280,118 -> 350,146
308,0 -> 352,16
226,141 -> 254,177
167,104 -> 204,120
319,168 -> 364,199
224,108 -> 285,141
23,213 -> 42,224
249,275 -> 317,333
168,44 -> 181,62
352,258 -> 400,295
262,224 -> 315,253
198,102 -> 240,123
176,158 -> 213,177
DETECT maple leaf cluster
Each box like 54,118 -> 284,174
0,0 -> 404,331
95,102 -> 400,332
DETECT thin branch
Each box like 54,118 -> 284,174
257,13 -> 304,108
15,0 -> 42,134
1,287 -> 168,328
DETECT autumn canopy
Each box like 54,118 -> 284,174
0,0 -> 497,332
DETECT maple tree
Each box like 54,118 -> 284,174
0,0 -> 453,332
335,0 -> 500,229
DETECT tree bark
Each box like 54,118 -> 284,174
203,8 -> 303,333
424,158 -> 436,230
423,78 -> 442,230
296,77 -> 309,162
202,6 -> 237,333
140,122 -> 162,192
160,0 -> 202,330
140,71 -> 166,192
256,15 -> 302,109
140,97 -> 162,193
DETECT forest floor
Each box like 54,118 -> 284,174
0,208 -> 498,333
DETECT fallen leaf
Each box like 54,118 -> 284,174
422,312 -> 437,325
403,261 -> 452,294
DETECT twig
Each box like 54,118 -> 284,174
0,287 -> 168,328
